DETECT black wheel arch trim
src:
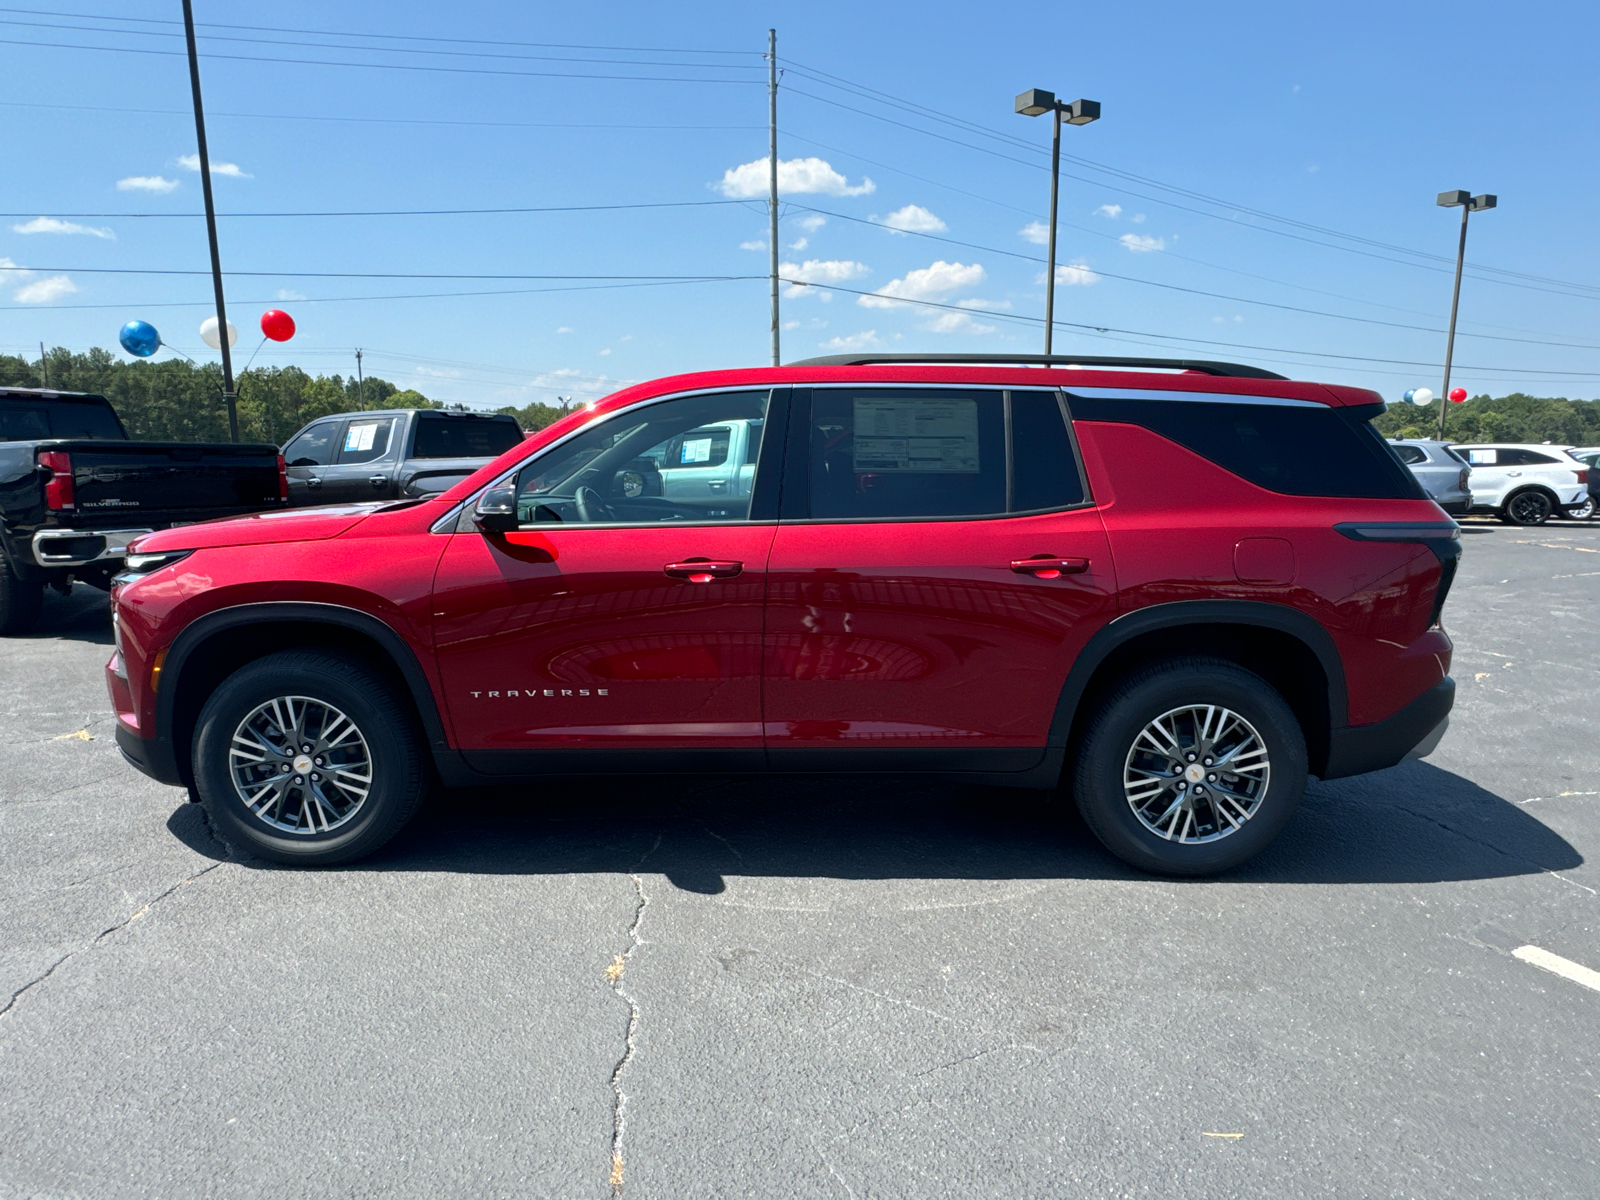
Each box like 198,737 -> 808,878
1048,600 -> 1350,749
155,601 -> 452,783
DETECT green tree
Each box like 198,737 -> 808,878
1372,392 -> 1600,444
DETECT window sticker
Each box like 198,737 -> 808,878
1466,448 -> 1496,465
852,398 -> 980,473
345,422 -> 380,452
680,436 -> 713,464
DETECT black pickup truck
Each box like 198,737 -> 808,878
281,407 -> 524,505
1,387 -> 285,633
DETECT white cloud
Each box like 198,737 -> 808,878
176,153 -> 251,178
788,237 -> 808,251
117,175 -> 178,193
1130,212 -> 1147,224
14,275 -> 78,304
779,258 -> 869,298
925,311 -> 995,335
598,347 -> 612,356
274,288 -> 306,301
1050,259 -> 1099,286
820,330 -> 880,351
619,334 -> 633,342
797,214 -> 827,232
556,326 -> 573,334
1120,233 -> 1165,252
717,156 -> 874,198
1095,204 -> 1122,219
783,316 -> 827,331
739,239 -> 765,251
858,260 -> 984,308
1019,221 -> 1050,245
880,204 -> 946,234
956,297 -> 1012,310
13,217 -> 114,239
1210,315 -> 1246,324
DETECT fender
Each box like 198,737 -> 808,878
1047,599 -> 1349,747
157,600 -> 455,765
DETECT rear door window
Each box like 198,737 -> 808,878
1498,448 -> 1560,466
283,421 -> 341,466
336,417 -> 397,464
1393,445 -> 1427,465
807,389 -> 1006,519
412,416 -> 523,459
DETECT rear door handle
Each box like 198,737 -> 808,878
305,477 -> 322,488
665,559 -> 743,582
1011,556 -> 1089,579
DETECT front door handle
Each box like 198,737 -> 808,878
1011,556 -> 1089,579
664,559 -> 743,583
370,474 -> 387,487
305,476 -> 322,488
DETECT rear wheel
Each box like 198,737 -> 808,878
193,650 -> 426,866
0,558 -> 44,636
1502,489 -> 1554,526
1564,496 -> 1595,520
1070,657 -> 1307,876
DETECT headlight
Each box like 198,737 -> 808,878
115,549 -> 194,580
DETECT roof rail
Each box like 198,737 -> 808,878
786,353 -> 1288,380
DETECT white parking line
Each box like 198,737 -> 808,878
1514,945 -> 1600,994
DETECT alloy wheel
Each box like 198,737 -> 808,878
228,696 -> 373,834
1123,704 -> 1271,843
1507,491 -> 1553,524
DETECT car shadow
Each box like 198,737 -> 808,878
21,585 -> 112,645
167,759 -> 1581,891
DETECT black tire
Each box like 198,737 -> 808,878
1070,657 -> 1307,876
1502,489 -> 1554,526
1563,496 -> 1596,521
0,557 -> 44,636
193,650 -> 427,866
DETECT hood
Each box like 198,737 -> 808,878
129,503 -> 386,553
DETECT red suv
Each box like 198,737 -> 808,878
107,355 -> 1457,875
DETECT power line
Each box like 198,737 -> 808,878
779,279 -> 1600,378
0,98 -> 765,132
0,199 -> 751,218
0,6 -> 759,56
4,267 -> 762,280
0,35 -> 765,83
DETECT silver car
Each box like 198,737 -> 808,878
1390,438 -> 1471,514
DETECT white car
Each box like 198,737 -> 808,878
1450,442 -> 1592,525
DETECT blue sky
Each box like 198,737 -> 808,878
3,0 -> 1598,410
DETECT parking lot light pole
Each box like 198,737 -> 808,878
1015,90 -> 1100,355
1434,189 -> 1496,441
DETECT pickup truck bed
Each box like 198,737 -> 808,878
2,387 -> 285,633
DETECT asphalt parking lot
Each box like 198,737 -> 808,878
2,519 -> 1597,1199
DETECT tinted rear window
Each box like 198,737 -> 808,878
412,416 -> 522,459
1,399 -> 124,440
1393,444 -> 1427,465
1065,393 -> 1420,499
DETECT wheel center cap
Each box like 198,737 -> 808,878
1184,764 -> 1206,783
293,753 -> 314,775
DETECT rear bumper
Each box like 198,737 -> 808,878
1437,499 -> 1471,515
32,527 -> 153,568
1320,677 -> 1455,780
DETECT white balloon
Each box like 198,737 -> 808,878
1408,387 -> 1434,407
199,316 -> 238,350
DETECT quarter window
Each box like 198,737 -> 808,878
1392,444 -> 1427,465
1011,390 -> 1086,510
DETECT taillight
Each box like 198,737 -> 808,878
1459,468 -> 1471,491
277,453 -> 289,502
1576,469 -> 1590,485
37,450 -> 74,511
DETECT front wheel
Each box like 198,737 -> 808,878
1070,657 -> 1307,876
1502,489 -> 1554,526
193,650 -> 427,866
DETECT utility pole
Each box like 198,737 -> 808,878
355,348 -> 366,410
1434,190 -> 1496,441
39,342 -> 47,388
767,28 -> 780,367
181,0 -> 238,442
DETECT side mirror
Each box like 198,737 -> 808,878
473,486 -> 519,534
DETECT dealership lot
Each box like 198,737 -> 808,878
1,522 -> 1596,1197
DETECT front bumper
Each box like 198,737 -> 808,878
1321,677 -> 1455,780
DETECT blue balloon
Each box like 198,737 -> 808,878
119,320 -> 160,358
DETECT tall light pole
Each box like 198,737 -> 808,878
1015,89 -> 1100,355
181,0 -> 239,442
1434,189 -> 1496,441
767,29 -> 780,366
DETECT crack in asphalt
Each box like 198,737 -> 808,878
1390,802 -> 1598,897
0,861 -> 224,1023
605,834 -> 660,1195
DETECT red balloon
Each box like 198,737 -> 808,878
260,309 -> 296,342
1449,387 -> 1468,403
